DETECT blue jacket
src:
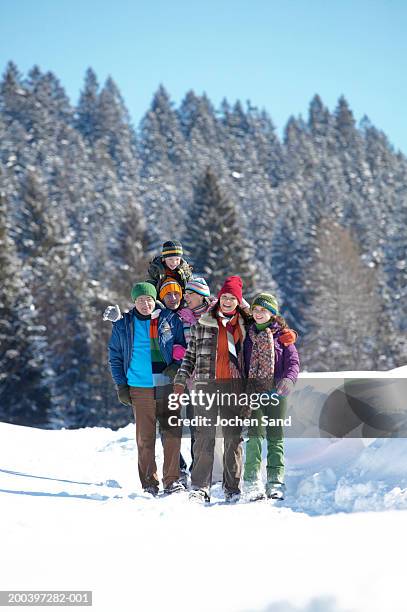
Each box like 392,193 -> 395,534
108,307 -> 186,387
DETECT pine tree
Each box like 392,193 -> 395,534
271,187 -> 316,335
179,91 -> 219,148
302,219 -> 380,371
178,90 -> 224,180
247,107 -> 285,186
139,88 -> 186,249
75,67 -> 100,142
308,94 -> 331,142
0,62 -> 28,126
97,77 -> 137,171
184,168 -> 259,298
0,170 -> 51,425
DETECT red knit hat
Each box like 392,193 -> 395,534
217,275 -> 243,304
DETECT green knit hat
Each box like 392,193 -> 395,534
251,292 -> 279,316
131,282 -> 157,302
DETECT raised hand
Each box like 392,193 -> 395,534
103,304 -> 122,322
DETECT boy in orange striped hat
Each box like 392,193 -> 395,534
158,277 -> 184,311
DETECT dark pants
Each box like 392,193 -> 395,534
130,386 -> 182,490
191,396 -> 243,495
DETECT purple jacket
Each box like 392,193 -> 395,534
243,322 -> 300,384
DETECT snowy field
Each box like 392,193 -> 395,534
1,368 -> 407,612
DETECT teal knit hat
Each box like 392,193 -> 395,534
251,292 -> 279,316
185,277 -> 210,297
131,282 -> 157,302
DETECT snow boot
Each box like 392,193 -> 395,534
265,482 -> 285,500
243,482 -> 266,502
143,485 -> 159,497
179,468 -> 189,489
189,489 -> 210,504
163,481 -> 187,495
224,489 -> 241,504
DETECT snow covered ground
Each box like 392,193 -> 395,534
1,368 -> 407,612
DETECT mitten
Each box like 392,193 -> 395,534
172,344 -> 186,361
279,328 -> 297,346
163,363 -> 179,381
117,384 -> 132,406
103,304 -> 122,322
276,378 -> 294,397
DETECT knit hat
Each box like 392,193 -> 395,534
185,277 -> 210,298
131,282 -> 157,302
218,275 -> 243,304
161,240 -> 183,258
159,278 -> 183,301
251,292 -> 279,316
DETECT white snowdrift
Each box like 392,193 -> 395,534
1,366 -> 406,612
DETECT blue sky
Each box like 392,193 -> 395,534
1,0 -> 407,153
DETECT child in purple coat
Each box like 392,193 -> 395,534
243,293 -> 300,501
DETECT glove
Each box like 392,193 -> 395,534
276,378 -> 294,397
172,344 -> 186,361
162,363 -> 179,381
117,384 -> 132,406
279,328 -> 297,346
103,304 -> 122,322
241,424 -> 250,440
173,383 -> 185,396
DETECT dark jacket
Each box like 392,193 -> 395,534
108,306 -> 186,387
243,322 -> 300,384
147,255 -> 193,292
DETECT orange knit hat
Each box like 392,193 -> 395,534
159,278 -> 183,301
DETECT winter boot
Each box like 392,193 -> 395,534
243,481 -> 266,502
189,488 -> 210,504
265,482 -> 285,500
143,485 -> 159,497
163,481 -> 187,495
179,468 -> 189,489
224,489 -> 241,504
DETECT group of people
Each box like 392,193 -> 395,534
107,240 -> 300,503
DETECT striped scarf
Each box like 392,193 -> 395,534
178,301 -> 211,345
192,301 -> 209,318
216,310 -> 243,379
149,316 -> 167,374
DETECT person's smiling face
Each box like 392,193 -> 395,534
163,291 -> 181,310
219,293 -> 238,314
135,295 -> 156,316
164,256 -> 181,270
252,305 -> 272,324
185,290 -> 204,310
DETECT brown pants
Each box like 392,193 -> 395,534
129,386 -> 182,490
191,399 -> 243,494
192,430 -> 243,494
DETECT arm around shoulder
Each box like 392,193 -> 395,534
282,343 -> 300,383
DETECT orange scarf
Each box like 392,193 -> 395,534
215,311 -> 243,379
